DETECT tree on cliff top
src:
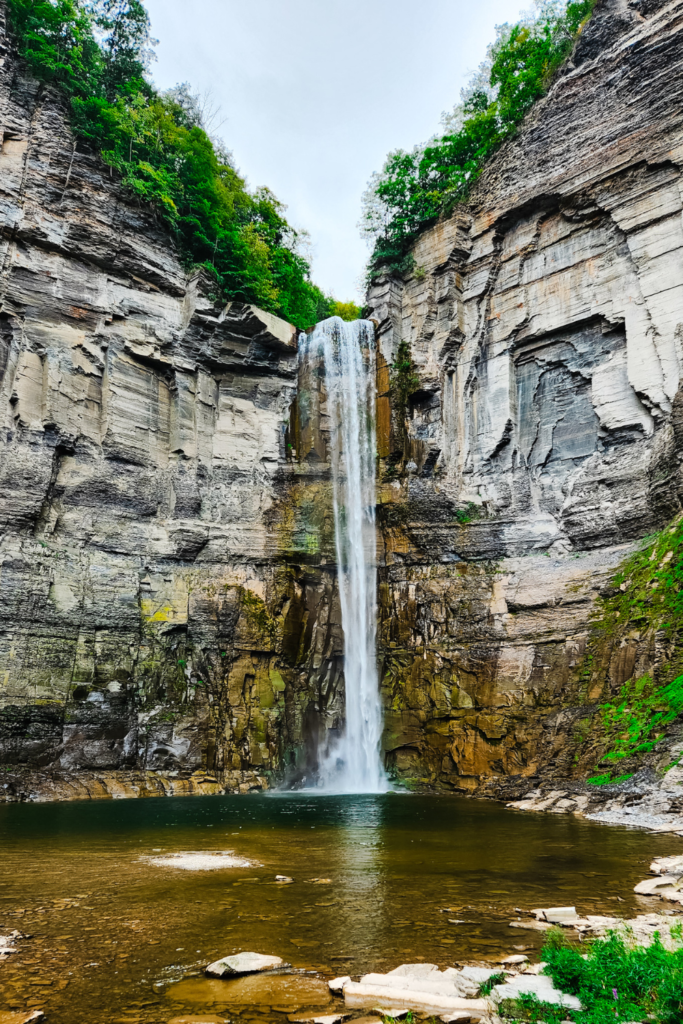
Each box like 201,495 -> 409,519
6,0 -> 349,329
361,0 -> 597,279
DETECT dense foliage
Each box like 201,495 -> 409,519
361,0 -> 596,278
502,928 -> 683,1024
7,0 -> 349,329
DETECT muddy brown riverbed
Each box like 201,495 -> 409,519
0,793 -> 681,1024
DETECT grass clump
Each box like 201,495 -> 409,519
500,927 -> 683,1023
361,0 -> 596,279
6,0 -> 351,329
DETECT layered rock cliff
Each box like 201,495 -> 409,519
0,0 -> 346,798
2,0 -> 683,817
365,0 -> 683,818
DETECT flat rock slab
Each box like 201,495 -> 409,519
206,951 -> 285,977
490,974 -> 582,1011
345,981 -> 489,1016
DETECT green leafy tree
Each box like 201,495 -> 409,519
362,0 -> 596,279
6,0 -> 335,330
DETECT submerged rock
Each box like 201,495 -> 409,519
205,951 -> 286,977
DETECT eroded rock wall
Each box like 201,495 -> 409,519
0,2 -> 347,796
366,0 -> 683,793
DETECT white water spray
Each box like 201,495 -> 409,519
300,317 -> 387,793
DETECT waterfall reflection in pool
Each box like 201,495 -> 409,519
0,792 -> 680,1024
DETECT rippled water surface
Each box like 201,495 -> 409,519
0,793 -> 680,1023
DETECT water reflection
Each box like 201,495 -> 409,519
0,793 -> 681,1024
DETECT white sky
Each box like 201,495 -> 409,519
144,0 -> 528,302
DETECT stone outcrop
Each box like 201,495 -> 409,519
0,0 -> 345,796
365,0 -> 683,806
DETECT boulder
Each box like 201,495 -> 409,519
205,951 -> 286,977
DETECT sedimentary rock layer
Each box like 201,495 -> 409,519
0,0 -> 345,792
366,0 -> 683,801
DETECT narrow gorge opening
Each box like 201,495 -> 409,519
298,318 -> 387,793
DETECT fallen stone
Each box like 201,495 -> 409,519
500,954 -> 528,965
532,906 -> 587,927
205,951 -> 286,977
489,974 -> 582,1011
634,874 -> 680,895
328,975 -> 351,994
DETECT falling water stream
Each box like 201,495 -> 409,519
300,318 -> 387,792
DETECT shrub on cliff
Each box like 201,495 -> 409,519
6,0 -> 341,329
361,0 -> 597,279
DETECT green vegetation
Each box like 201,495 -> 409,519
499,927 -> 683,1023
581,514 -> 683,782
6,0 -> 354,329
587,674 -> 683,784
329,300 -> 363,322
361,0 -> 596,278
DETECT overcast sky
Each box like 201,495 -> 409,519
144,0 -> 528,301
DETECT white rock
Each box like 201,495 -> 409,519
459,967 -> 501,985
344,981 -> 489,1016
328,975 -> 351,994
500,954 -> 528,965
439,1015 -> 480,1024
386,963 -> 440,977
275,875 -> 294,883
489,974 -> 582,1011
205,951 -> 286,977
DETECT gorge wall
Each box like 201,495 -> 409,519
2,0 -> 683,814
364,0 -> 683,814
0,0 -> 346,799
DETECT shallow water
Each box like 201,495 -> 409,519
0,793 -> 680,1024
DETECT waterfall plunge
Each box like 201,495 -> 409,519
300,317 -> 387,794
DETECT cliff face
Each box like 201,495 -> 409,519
366,0 -> 683,806
0,0 -> 347,798
2,0 -> 683,810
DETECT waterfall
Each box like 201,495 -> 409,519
300,317 -> 387,793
